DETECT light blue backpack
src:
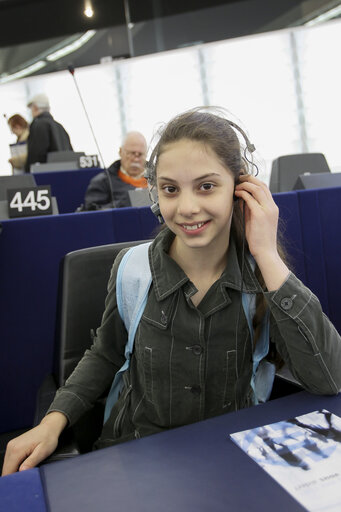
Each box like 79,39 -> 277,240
103,242 -> 275,423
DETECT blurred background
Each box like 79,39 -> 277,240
1,0 -> 340,181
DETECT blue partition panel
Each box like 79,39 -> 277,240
273,192 -> 306,283
0,207 -> 158,433
138,206 -> 160,240
0,191 -> 339,433
0,211 -> 116,433
34,168 -> 101,214
298,187 -> 341,333
316,188 -> 341,333
297,189 -> 331,318
111,206 -> 159,242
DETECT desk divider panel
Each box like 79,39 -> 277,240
0,209 -> 156,433
0,190 -> 339,434
273,192 -> 306,283
300,187 -> 341,334
34,168 -> 101,214
297,189 -> 331,319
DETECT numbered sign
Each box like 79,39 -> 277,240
78,155 -> 100,169
7,186 -> 53,218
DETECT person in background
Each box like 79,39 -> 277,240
8,114 -> 29,173
25,93 -> 73,172
83,131 -> 147,209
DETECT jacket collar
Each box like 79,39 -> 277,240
149,228 -> 262,302
108,160 -> 121,176
35,111 -> 53,121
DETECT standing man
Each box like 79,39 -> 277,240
25,93 -> 73,172
84,131 -> 148,209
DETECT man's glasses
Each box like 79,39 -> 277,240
123,149 -> 146,158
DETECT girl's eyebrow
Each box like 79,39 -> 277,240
158,172 -> 222,183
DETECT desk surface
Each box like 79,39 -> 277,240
0,468 -> 47,512
39,391 -> 341,512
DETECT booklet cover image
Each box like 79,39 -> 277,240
230,410 -> 341,512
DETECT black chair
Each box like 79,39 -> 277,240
294,172 -> 341,190
269,153 -> 331,193
35,239 -> 150,461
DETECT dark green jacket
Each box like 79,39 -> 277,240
49,228 -> 341,448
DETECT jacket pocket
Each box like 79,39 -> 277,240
223,349 -> 237,408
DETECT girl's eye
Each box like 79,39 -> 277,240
163,185 -> 177,194
200,183 -> 214,191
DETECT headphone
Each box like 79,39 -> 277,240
145,119 -> 258,223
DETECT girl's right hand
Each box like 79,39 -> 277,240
1,412 -> 68,476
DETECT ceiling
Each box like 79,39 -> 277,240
0,0 -> 340,80
0,0 -> 245,46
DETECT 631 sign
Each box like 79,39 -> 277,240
78,155 -> 100,168
7,186 -> 53,218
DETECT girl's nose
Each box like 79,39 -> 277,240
177,191 -> 200,217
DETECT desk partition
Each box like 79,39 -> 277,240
34,167 -> 101,214
297,187 -> 341,328
0,187 -> 340,434
0,207 -> 158,433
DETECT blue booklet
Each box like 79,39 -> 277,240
230,410 -> 341,512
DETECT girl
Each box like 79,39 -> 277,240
7,114 -> 29,173
3,108 -> 341,475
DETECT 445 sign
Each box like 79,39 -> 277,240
7,185 -> 53,218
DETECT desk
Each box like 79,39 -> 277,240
0,468 -> 47,512
35,392 -> 340,511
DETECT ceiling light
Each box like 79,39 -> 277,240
46,30 -> 96,61
305,4 -> 341,26
84,1 -> 94,18
0,61 -> 47,84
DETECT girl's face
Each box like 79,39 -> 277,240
10,124 -> 23,137
157,139 -> 235,253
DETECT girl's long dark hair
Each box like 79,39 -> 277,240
147,108 -> 289,351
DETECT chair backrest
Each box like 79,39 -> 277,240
55,240 -> 150,387
294,172 -> 341,190
269,153 -> 330,193
47,151 -> 85,163
0,174 -> 37,201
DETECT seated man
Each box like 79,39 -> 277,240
84,131 -> 147,209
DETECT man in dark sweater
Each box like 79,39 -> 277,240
25,93 -> 73,172
84,131 -> 148,209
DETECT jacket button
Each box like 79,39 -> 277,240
192,344 -> 203,356
280,297 -> 293,310
190,385 -> 201,395
160,311 -> 167,325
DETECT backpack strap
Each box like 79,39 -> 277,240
103,242 -> 152,423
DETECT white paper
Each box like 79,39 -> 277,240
230,410 -> 341,512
